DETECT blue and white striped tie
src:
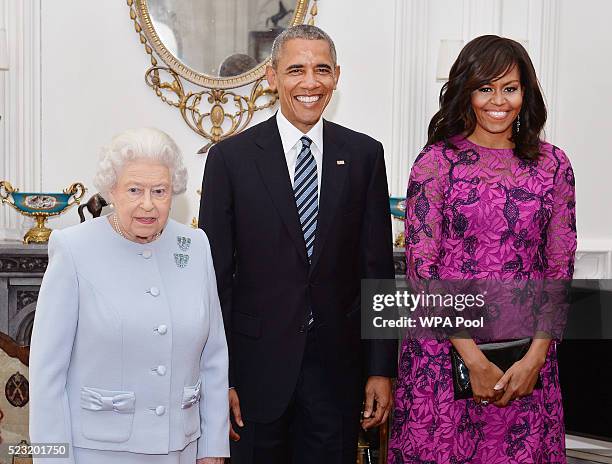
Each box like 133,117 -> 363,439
294,136 -> 318,261
294,136 -> 317,329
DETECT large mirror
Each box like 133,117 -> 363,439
139,0 -> 313,87
129,0 -> 316,150
147,0 -> 302,79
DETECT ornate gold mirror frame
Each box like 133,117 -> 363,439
127,0 -> 318,152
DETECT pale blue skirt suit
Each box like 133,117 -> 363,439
29,217 -> 230,463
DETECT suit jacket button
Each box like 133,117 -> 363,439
157,324 -> 168,335
142,250 -> 152,259
149,287 -> 160,297
156,365 -> 167,376
299,324 -> 305,333
155,405 -> 166,416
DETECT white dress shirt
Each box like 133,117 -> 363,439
276,110 -> 323,195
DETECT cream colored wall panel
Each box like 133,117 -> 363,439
0,0 -> 41,241
316,0 -> 395,166
500,0 -> 530,39
554,0 -> 612,242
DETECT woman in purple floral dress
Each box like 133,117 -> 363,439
389,36 -> 577,464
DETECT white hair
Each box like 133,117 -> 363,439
93,127 -> 188,197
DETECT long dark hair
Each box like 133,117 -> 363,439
427,35 -> 547,160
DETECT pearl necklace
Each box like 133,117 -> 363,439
112,214 -> 160,243
112,213 -> 127,239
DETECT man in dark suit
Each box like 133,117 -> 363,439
199,25 -> 397,464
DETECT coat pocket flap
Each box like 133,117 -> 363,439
182,380 -> 201,409
80,386 -> 135,414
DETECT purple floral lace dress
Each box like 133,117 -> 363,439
388,136 -> 577,464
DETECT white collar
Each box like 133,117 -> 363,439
276,109 -> 323,155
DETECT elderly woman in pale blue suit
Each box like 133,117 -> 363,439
29,128 -> 229,464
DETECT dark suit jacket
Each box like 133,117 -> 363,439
199,115 -> 397,423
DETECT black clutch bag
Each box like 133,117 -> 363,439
450,338 -> 542,400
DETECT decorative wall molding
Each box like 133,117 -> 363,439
395,244 -> 612,280
0,0 -> 42,240
574,251 -> 611,279
389,0 -> 428,196
462,0 -> 503,40
574,239 -> 612,279
523,0 -> 561,142
536,0 -> 561,142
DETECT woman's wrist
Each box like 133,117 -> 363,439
464,350 -> 489,371
524,337 -> 551,369
451,338 -> 488,370
523,349 -> 546,369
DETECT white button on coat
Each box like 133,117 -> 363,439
155,405 -> 166,416
157,324 -> 168,335
156,365 -> 167,376
149,287 -> 160,297
142,250 -> 152,259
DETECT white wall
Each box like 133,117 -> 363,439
555,0 -> 612,242
1,0 -> 611,269
39,0 -> 204,231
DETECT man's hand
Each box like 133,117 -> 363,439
229,388 -> 243,441
197,459 -> 225,464
361,376 -> 393,430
